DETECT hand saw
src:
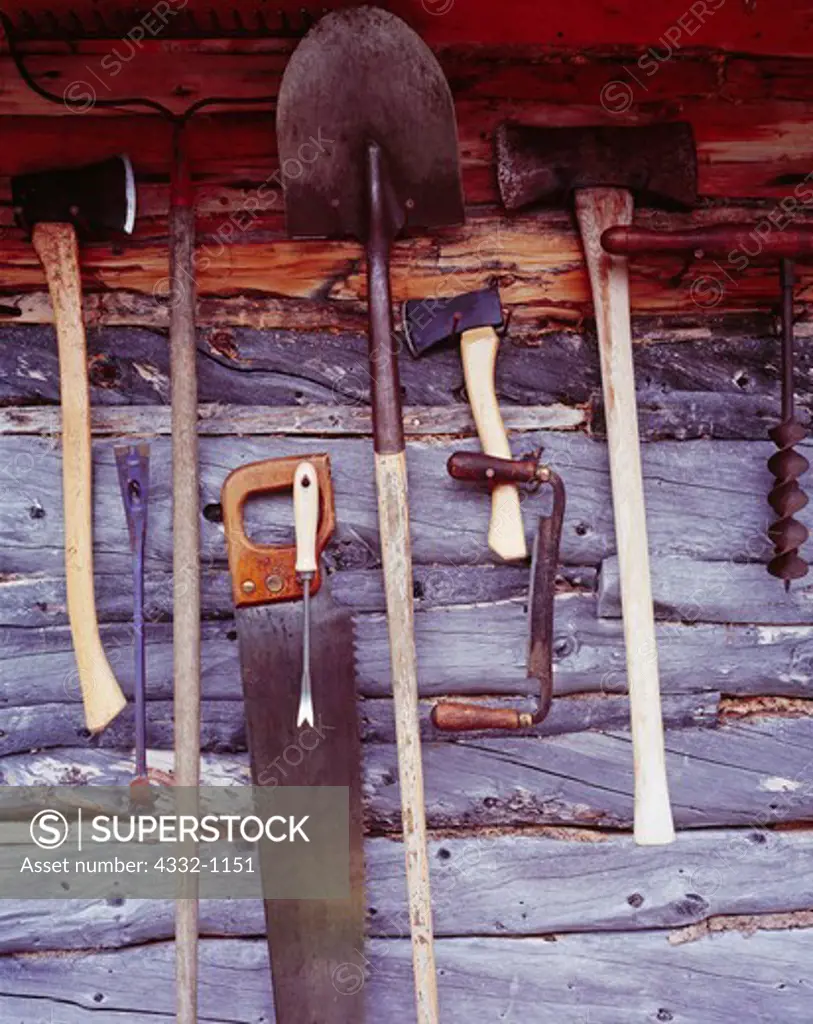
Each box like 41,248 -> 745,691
222,454 -> 365,1024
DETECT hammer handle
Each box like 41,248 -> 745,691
603,224 -> 813,258
576,189 -> 675,847
32,223 -> 127,733
460,326 -> 527,561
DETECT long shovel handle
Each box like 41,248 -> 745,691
169,126 -> 201,1024
575,187 -> 675,847
366,141 -> 439,1024
32,222 -> 127,734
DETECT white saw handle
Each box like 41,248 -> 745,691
575,188 -> 675,847
294,461 -> 319,575
32,223 -> 127,734
460,325 -> 527,561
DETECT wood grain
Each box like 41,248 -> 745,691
3,715 -> 813,830
0,825 -> 810,949
0,928 -> 811,1022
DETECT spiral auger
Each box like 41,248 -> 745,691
767,259 -> 809,589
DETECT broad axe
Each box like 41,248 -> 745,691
403,286 -> 527,561
13,156 -> 136,733
496,122 -> 697,846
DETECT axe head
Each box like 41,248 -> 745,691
403,286 -> 503,358
12,155 -> 136,237
497,122 -> 697,211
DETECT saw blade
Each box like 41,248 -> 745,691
234,579 -> 365,1023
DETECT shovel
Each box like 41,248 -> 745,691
278,9 -> 465,1022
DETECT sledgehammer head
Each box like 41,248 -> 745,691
12,155 -> 136,237
497,122 -> 697,211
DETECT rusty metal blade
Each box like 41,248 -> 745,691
496,122 -> 697,210
234,580 -> 365,1024
277,6 -> 464,241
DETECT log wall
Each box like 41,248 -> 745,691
1,7 -> 812,1020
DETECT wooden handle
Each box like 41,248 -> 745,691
375,451 -> 439,1023
460,326 -> 527,561
432,702 -> 526,731
32,223 -> 126,734
169,126 -> 200,1024
222,454 -> 334,607
294,462 -> 319,575
575,188 -> 675,847
603,224 -> 813,258
448,451 -> 540,486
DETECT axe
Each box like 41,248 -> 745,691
403,286 -> 527,561
13,156 -> 136,733
496,122 -> 698,846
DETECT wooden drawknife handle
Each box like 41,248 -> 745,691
32,222 -> 126,734
575,188 -> 675,847
460,326 -> 527,561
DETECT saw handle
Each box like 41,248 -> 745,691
602,224 -> 813,258
460,326 -> 527,561
221,454 -> 335,608
294,462 -> 320,575
32,222 -> 127,734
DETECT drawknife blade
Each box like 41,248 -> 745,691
234,580 -> 365,1023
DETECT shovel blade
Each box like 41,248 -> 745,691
277,6 -> 464,241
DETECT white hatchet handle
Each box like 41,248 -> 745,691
460,326 -> 527,561
575,188 -> 675,846
32,223 -> 127,734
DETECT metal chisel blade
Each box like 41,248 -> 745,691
234,580 -> 365,1024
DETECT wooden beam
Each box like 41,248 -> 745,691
3,714 -> 813,828
0,402 -> 584,436
0,826 -> 810,949
3,1 -> 813,55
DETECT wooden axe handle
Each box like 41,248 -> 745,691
460,326 -> 527,561
575,188 -> 675,847
32,223 -> 126,734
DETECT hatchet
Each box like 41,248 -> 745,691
404,286 -> 527,561
496,122 -> 698,846
13,156 -> 136,734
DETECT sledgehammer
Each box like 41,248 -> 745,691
496,122 -> 697,845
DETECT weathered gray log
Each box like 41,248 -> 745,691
0,825 -> 810,951
1,314 -> 809,440
3,718 -> 813,828
0,564 -> 598,628
600,554 -> 813,625
3,597 -> 811,716
0,691 -> 717,758
0,402 -> 584,437
1,432 -> 810,574
0,931 -> 810,1023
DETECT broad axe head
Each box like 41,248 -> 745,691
12,155 -> 136,237
497,122 -> 697,211
403,286 -> 503,358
